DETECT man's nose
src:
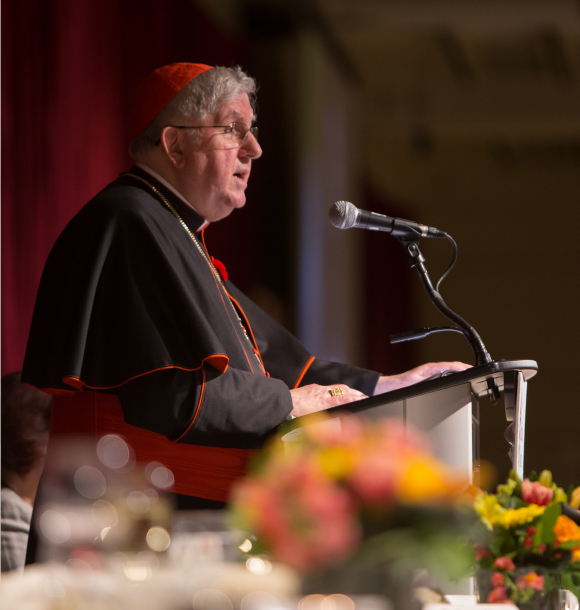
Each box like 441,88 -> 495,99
239,132 -> 262,159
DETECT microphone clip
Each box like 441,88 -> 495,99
399,239 -> 426,269
391,218 -> 431,241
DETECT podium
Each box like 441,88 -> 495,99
285,359 -> 538,483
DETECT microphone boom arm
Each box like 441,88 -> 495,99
398,237 -> 492,367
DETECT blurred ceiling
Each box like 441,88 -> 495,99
200,0 -> 580,165
314,0 -> 580,164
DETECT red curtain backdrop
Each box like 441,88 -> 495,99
2,0 -> 254,374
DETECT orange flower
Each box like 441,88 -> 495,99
553,515 -> 580,562
516,572 -> 544,591
397,457 -> 466,504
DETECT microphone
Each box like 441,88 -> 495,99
329,200 -> 445,239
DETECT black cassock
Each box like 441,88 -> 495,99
22,165 -> 380,504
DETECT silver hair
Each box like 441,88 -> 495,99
129,65 -> 257,159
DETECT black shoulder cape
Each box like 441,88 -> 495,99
22,167 -> 313,393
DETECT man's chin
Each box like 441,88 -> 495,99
210,198 -> 246,222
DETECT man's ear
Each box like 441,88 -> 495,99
160,127 -> 186,169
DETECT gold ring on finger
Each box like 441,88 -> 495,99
329,387 -> 345,397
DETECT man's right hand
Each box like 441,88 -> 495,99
288,383 -> 367,418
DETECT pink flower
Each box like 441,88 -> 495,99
476,547 -> 493,562
521,479 -> 554,506
516,572 -> 544,591
491,572 -> 505,587
377,419 -> 429,456
488,586 -> 513,603
493,556 -> 516,571
231,458 -> 361,572
350,451 -> 398,503
473,542 -> 492,562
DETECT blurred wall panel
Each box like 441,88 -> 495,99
293,28 -> 366,366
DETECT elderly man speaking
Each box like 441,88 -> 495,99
22,63 -> 467,509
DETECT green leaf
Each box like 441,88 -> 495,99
501,495 -> 525,510
559,540 -> 580,550
516,588 -> 535,603
504,574 -> 518,593
488,530 -> 518,557
544,572 -> 560,592
356,528 -> 474,582
561,572 -> 580,601
534,522 -> 544,547
540,504 -> 562,544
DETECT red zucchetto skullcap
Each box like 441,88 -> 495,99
131,62 -> 214,141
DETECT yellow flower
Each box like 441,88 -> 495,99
553,487 -> 568,504
497,478 -> 517,496
570,487 -> 580,510
538,470 -> 553,488
398,457 -> 464,503
495,504 -> 545,528
474,495 -> 545,529
474,494 -> 504,530
318,447 -> 355,479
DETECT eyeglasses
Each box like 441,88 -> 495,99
159,122 -> 258,145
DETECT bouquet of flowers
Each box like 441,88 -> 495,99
472,469 -> 580,605
229,414 -> 475,581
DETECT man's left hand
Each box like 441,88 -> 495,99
374,361 -> 471,395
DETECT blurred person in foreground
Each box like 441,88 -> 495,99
1,372 -> 52,572
22,64 -> 468,513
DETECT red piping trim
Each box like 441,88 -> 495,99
293,355 -> 315,389
226,291 -> 267,376
200,228 -> 208,248
174,368 -> 205,442
48,354 -> 228,392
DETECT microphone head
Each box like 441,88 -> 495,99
329,200 -> 358,229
